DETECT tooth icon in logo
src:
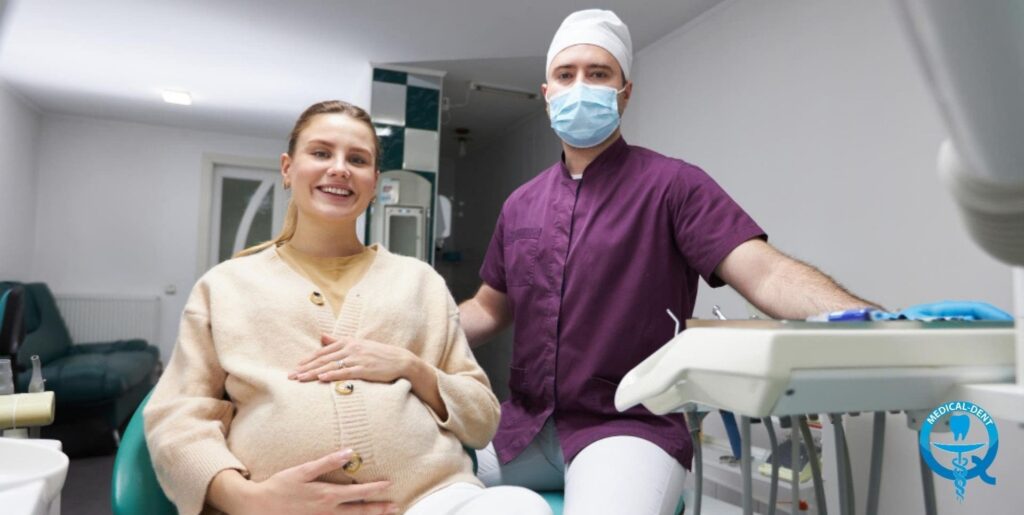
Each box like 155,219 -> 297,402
950,413 -> 970,441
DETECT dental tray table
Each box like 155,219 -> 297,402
615,320 -> 1016,418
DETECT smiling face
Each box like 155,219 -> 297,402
281,113 -> 379,227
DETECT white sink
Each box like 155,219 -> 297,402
0,438 -> 69,515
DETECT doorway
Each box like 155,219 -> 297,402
197,156 -> 287,274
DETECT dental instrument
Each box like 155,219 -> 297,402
684,410 -> 707,515
763,417 -> 780,515
789,422 -> 798,515
828,414 -> 853,515
866,412 -> 885,515
798,416 -> 826,515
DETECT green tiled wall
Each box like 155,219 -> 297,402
373,68 -> 407,85
370,68 -> 441,174
375,123 -> 404,172
405,86 -> 440,131
368,67 -> 442,263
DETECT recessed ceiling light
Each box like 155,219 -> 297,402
161,90 -> 192,106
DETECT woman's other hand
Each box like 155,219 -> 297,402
208,449 -> 396,514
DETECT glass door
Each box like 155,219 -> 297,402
208,165 -> 288,268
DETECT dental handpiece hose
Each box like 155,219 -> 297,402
764,417 -> 780,515
685,410 -> 703,515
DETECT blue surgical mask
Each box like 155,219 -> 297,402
546,82 -> 625,148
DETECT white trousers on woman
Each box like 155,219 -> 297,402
406,482 -> 552,515
476,418 -> 687,515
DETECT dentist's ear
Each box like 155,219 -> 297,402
619,81 -> 634,114
541,83 -> 549,116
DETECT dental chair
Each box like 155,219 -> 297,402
112,393 -> 574,514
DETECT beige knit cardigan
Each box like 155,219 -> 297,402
144,245 -> 500,514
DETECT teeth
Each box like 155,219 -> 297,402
321,186 -> 352,196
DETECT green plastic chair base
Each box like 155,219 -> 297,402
111,391 -> 175,515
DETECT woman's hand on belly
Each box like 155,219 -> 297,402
208,450 -> 397,515
290,334 -> 417,384
289,334 -> 449,420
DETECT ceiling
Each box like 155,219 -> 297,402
0,0 -> 723,159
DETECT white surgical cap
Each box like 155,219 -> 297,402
546,9 -> 633,80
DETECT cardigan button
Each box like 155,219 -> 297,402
335,382 -> 355,395
343,452 -> 362,473
309,291 -> 325,306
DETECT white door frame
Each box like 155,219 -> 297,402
196,153 -> 282,278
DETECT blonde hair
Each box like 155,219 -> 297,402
235,100 -> 379,258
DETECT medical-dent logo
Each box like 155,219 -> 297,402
919,400 -> 998,502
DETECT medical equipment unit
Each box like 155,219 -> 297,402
616,1 -> 1024,514
367,170 -> 435,262
617,319 -> 1014,515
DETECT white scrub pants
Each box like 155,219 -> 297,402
477,419 -> 687,515
406,482 -> 552,515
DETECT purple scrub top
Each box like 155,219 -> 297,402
480,137 -> 766,468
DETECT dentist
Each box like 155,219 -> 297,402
459,9 -> 878,514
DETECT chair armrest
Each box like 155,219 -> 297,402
70,339 -> 151,354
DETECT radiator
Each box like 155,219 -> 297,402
54,294 -> 161,345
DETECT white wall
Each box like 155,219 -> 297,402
0,0 -> 8,39
623,0 -> 1021,513
30,113 -> 283,359
0,0 -> 8,36
624,0 -> 1011,318
0,80 -> 39,278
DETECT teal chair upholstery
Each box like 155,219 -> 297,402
540,491 -> 565,514
114,394 -> 577,514
0,281 -> 161,454
112,391 -> 175,515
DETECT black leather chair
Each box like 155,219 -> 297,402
0,284 -> 25,363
